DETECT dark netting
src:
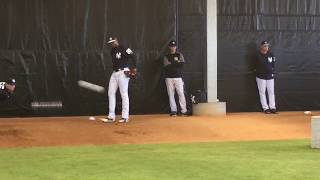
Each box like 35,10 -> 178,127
0,0 -> 206,116
218,0 -> 320,111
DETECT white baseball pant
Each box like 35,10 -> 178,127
165,78 -> 187,113
256,77 -> 276,110
108,68 -> 130,119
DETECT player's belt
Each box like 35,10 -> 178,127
114,68 -> 124,72
114,67 -> 128,72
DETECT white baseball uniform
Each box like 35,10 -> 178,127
107,45 -> 135,119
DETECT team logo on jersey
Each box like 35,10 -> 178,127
126,48 -> 133,55
116,52 -> 122,59
0,82 -> 5,90
268,57 -> 273,63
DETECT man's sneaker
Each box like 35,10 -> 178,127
170,111 -> 177,117
264,109 -> 271,114
118,118 -> 129,123
270,109 -> 277,114
101,117 -> 115,123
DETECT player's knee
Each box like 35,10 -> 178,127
121,93 -> 129,99
108,90 -> 116,96
119,89 -> 128,95
177,90 -> 184,96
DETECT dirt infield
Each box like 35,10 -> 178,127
0,111 -> 313,148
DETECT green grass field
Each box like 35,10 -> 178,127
0,140 -> 319,180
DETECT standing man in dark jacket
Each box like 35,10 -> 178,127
254,41 -> 276,114
163,40 -> 187,116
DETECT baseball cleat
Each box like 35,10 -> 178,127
180,112 -> 189,117
264,109 -> 271,114
270,109 -> 277,114
170,111 -> 177,117
118,118 -> 129,123
100,117 -> 115,123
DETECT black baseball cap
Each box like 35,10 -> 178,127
168,40 -> 177,47
261,41 -> 270,46
6,78 -> 16,85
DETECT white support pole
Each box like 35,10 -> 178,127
193,0 -> 226,116
207,0 -> 217,102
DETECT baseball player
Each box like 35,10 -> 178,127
102,37 -> 137,123
0,78 -> 16,101
254,41 -> 276,114
163,40 -> 188,116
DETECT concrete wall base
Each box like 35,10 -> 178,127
193,102 -> 226,116
311,116 -> 320,148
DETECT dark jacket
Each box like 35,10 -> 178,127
110,45 -> 136,71
254,51 -> 275,80
163,52 -> 185,78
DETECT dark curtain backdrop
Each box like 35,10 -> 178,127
218,0 -> 320,111
0,0 -> 206,116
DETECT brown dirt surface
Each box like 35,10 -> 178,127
0,111 -> 314,148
